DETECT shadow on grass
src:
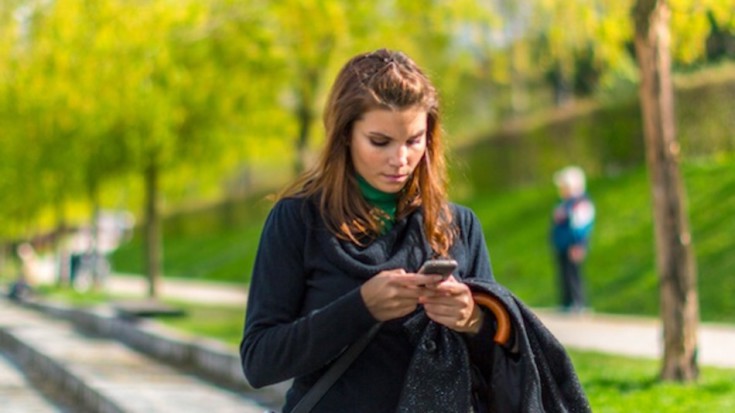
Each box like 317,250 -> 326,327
697,379 -> 735,396
583,376 -> 658,394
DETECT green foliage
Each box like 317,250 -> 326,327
456,73 -> 735,195
0,0 -> 284,238
2,0 -> 734,239
676,76 -> 735,157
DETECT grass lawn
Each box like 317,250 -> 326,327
571,350 -> 735,412
463,157 -> 735,322
156,299 -> 245,347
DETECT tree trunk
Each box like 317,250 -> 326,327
54,199 -> 70,286
294,68 -> 318,175
294,94 -> 314,175
144,161 -> 162,298
89,185 -> 102,291
633,0 -> 699,382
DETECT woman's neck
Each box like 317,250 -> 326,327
357,175 -> 398,232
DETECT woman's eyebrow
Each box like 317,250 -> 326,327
365,129 -> 426,140
408,129 -> 426,139
365,131 -> 392,139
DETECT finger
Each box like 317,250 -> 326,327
395,288 -> 425,301
424,305 -> 461,326
404,274 -> 443,288
421,295 -> 460,310
430,285 -> 463,297
418,286 -> 457,302
434,280 -> 471,296
377,268 -> 407,279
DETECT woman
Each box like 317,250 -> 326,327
240,49 -> 589,413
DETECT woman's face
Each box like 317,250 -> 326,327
350,107 -> 428,194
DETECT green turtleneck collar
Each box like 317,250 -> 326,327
357,175 -> 398,233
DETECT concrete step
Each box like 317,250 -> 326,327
0,299 -> 268,413
0,350 -> 77,413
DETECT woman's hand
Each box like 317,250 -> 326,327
420,276 -> 484,334
361,269 -> 442,322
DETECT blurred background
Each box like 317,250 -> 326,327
2,0 -> 735,410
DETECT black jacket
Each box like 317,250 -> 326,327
241,196 -> 590,412
397,278 -> 591,412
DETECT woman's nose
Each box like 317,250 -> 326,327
390,145 -> 408,167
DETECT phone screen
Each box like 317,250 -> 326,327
418,259 -> 458,279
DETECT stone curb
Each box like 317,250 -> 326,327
20,299 -> 288,407
0,316 -> 123,413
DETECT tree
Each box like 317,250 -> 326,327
259,0 -> 496,174
633,0 -> 699,382
103,1 -> 273,297
263,1 -> 356,174
0,0 -> 285,296
2,0 -> 97,240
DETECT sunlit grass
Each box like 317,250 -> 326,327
33,284 -> 118,307
31,285 -> 245,348
154,299 -> 244,348
571,350 -> 735,412
466,159 -> 735,323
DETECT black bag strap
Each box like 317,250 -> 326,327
291,323 -> 382,413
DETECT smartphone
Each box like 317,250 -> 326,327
418,259 -> 458,280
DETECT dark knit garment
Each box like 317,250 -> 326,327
398,278 -> 593,413
239,195 -> 590,413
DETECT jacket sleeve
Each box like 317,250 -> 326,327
239,198 -> 376,388
453,206 -> 495,284
570,198 -> 595,245
450,207 -> 508,364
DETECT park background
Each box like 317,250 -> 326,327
1,0 -> 735,411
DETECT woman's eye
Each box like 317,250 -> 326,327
407,137 -> 423,146
370,139 -> 389,147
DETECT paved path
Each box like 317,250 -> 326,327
106,273 -> 248,306
0,352 -> 71,413
533,309 -> 735,368
105,274 -> 735,369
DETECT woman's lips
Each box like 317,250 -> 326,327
384,174 -> 408,183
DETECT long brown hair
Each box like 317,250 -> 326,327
280,48 -> 455,257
